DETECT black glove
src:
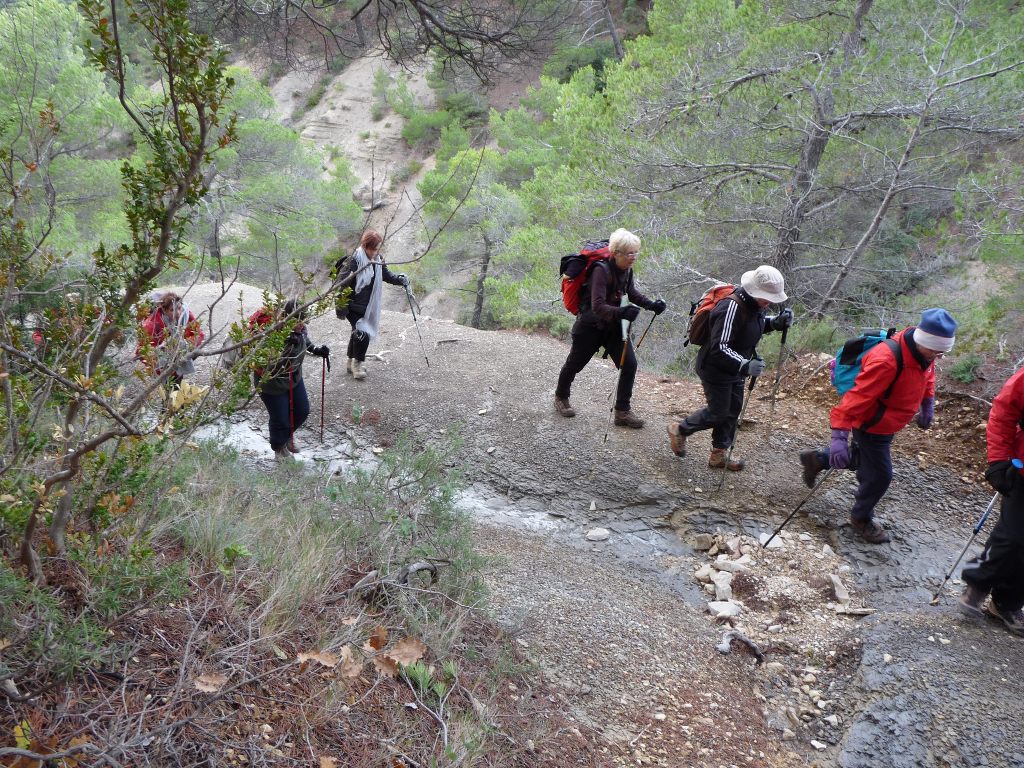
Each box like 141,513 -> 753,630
620,305 -> 641,322
985,460 -> 1020,496
769,308 -> 794,331
742,357 -> 766,377
650,299 -> 667,315
395,274 -> 409,287
311,344 -> 331,372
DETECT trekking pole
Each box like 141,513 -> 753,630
768,322 -> 790,432
319,356 -> 326,443
634,312 -> 657,352
929,487 -> 1004,605
761,469 -> 833,549
403,283 -> 430,368
602,297 -> 632,444
716,375 -> 757,491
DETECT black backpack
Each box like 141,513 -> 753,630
333,255 -> 354,318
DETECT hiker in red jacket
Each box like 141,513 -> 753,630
959,368 -> 1024,635
553,228 -> 666,427
137,292 -> 205,387
800,308 -> 957,543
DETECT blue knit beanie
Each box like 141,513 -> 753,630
914,308 -> 957,353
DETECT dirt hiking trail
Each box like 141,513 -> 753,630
188,285 -> 1024,767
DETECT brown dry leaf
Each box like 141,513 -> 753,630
389,637 -> 427,666
319,758 -> 339,768
340,616 -> 359,626
366,625 -> 388,651
194,673 -> 228,693
297,650 -> 339,668
0,638 -> 11,652
339,645 -> 362,679
372,655 -> 399,678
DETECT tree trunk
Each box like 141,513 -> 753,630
603,1 -> 624,60
771,0 -> 873,274
471,234 -> 492,329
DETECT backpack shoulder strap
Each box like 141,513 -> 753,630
861,338 -> 905,430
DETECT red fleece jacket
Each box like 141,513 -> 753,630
830,329 -> 935,435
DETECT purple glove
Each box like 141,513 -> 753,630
916,397 -> 934,430
829,429 -> 851,469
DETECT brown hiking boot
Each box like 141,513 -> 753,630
352,359 -> 367,380
667,422 -> 687,457
851,518 -> 891,544
799,449 -> 825,488
346,357 -> 354,375
273,446 -> 294,462
959,583 -> 988,619
614,409 -> 644,429
553,397 -> 576,418
986,602 -> 1024,637
708,448 -> 744,471
287,438 -> 300,454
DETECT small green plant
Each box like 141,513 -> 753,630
220,541 -> 253,575
372,67 -> 391,121
358,130 -> 372,140
950,353 -> 983,384
351,403 -> 364,423
390,160 -> 424,189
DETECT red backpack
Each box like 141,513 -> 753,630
685,284 -> 737,347
560,240 -> 611,315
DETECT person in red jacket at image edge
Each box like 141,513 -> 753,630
800,308 -> 957,544
138,291 -> 205,388
958,368 -> 1024,636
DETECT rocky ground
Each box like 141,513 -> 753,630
181,282 -> 1024,768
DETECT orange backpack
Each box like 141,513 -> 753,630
559,241 -> 611,315
685,284 -> 737,347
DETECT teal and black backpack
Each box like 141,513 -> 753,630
831,329 -> 903,396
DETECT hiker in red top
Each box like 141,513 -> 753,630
958,368 -> 1024,635
137,292 -> 205,387
553,228 -> 666,427
800,308 -> 957,544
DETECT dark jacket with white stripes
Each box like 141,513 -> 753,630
695,287 -> 775,384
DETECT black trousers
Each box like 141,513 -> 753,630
963,490 -> 1024,612
346,310 -> 370,362
679,378 -> 744,450
260,380 -> 310,451
555,325 -> 637,412
810,428 -> 894,523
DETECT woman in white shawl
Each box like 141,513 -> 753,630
334,229 -> 407,380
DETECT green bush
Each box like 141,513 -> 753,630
949,353 -> 983,384
402,109 -> 452,147
543,41 -> 618,85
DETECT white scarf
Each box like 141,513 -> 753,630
352,247 -> 383,340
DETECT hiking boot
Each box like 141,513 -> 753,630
352,359 -> 367,380
287,438 -> 300,454
851,518 -> 891,544
986,602 -> 1024,637
958,583 -> 988,619
346,357 -> 354,376
273,446 -> 293,462
799,449 -> 825,488
708,448 -> 744,471
553,397 -> 576,418
667,422 -> 687,457
614,409 -> 644,429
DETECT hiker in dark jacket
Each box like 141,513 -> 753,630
667,266 -> 792,470
799,308 -> 957,544
334,229 -> 407,381
959,367 -> 1024,635
554,228 -> 666,427
257,300 -> 330,461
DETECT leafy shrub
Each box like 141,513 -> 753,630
949,354 -> 983,384
543,41 -> 617,84
402,109 -> 452,147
